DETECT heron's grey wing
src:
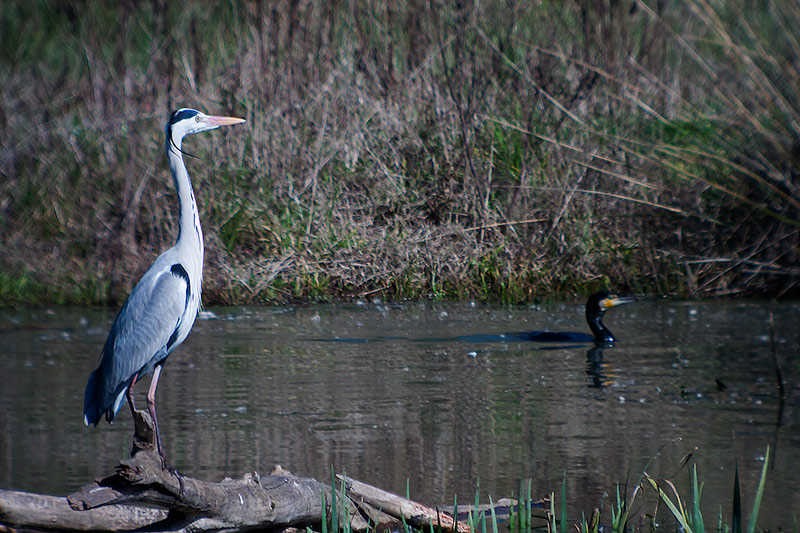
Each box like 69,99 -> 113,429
86,259 -> 190,423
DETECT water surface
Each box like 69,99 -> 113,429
1,298 -> 798,528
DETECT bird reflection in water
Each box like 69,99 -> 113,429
456,291 -> 634,390
313,291 -> 635,390
585,342 -> 615,388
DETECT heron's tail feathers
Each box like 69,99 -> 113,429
84,362 -> 135,426
83,367 -> 123,426
83,368 -> 103,426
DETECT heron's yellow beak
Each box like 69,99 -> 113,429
205,115 -> 246,127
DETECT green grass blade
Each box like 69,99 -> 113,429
452,494 -> 458,533
645,475 -> 693,533
611,486 -> 618,527
519,481 -> 525,533
526,479 -> 532,533
322,488 -> 328,533
611,483 -> 630,533
561,470 -> 568,533
733,460 -> 742,533
746,446 -> 770,533
340,475 -> 350,533
691,465 -> 705,533
489,495 -> 499,533
475,479 -> 483,533
589,507 -> 600,533
508,488 -> 516,533
330,468 -> 338,533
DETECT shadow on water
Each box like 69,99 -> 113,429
309,291 -> 631,346
315,333 -> 618,391
307,331 -> 596,344
1,298 -> 799,528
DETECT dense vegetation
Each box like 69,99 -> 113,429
1,1 -> 798,306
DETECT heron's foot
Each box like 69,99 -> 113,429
158,453 -> 186,497
157,449 -> 169,470
170,467 -> 186,498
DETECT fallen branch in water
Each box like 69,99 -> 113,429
1,407 -> 544,532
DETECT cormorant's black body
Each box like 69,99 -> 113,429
457,291 -> 634,344
310,291 -> 634,345
519,291 -> 633,343
507,330 -> 596,343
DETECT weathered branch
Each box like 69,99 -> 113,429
63,408 -> 347,531
3,407 -> 514,532
0,489 -> 166,531
339,475 -> 472,533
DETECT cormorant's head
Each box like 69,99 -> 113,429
585,291 -> 636,343
587,291 -> 636,317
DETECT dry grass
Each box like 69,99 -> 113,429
1,1 -> 798,306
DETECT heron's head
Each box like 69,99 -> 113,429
587,291 -> 636,316
166,108 -> 245,148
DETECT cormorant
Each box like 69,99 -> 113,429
513,291 -> 635,343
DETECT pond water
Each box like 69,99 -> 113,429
1,298 -> 799,528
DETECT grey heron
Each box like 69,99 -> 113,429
83,108 -> 245,469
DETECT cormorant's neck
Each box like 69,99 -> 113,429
586,309 -> 615,343
166,135 -> 204,271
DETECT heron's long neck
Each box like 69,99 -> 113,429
167,138 -> 204,276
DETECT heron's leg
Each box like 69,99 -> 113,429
125,372 -> 139,420
146,365 -> 184,496
146,365 -> 169,469
126,372 -> 139,418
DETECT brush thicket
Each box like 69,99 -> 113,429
1,2 -> 798,306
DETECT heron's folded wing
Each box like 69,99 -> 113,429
101,263 -> 190,401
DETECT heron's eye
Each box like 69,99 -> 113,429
195,115 -> 201,122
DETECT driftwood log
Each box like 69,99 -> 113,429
0,407 -> 547,532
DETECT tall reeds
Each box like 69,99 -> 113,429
1,1 -> 797,305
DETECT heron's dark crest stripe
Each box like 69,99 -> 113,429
169,108 -> 198,125
166,109 -> 199,160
